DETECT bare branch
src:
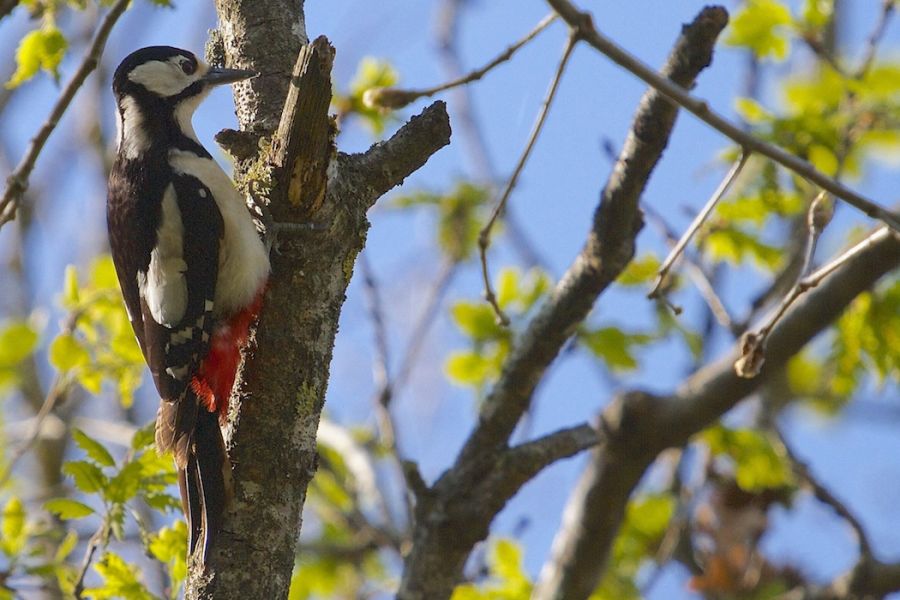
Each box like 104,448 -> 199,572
478,33 -> 577,325
335,101 -> 452,211
772,426 -> 872,557
854,0 -> 895,79
533,225 -> 900,600
397,9 -> 728,599
648,151 -> 749,300
0,0 -> 129,229
392,259 -> 457,392
364,13 -> 557,110
545,0 -> 900,232
434,0 -> 549,269
0,374 -> 67,488
73,518 -> 110,599
643,204 -> 736,331
501,423 -> 600,479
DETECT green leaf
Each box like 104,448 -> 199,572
62,265 -> 80,307
90,255 -> 119,289
55,529 -> 79,562
702,425 -> 794,491
131,420 -> 157,451
734,97 -> 772,124
496,269 -> 519,309
802,0 -> 833,28
45,498 -> 95,520
149,521 -> 187,591
106,460 -> 143,504
334,57 -> 401,135
808,144 -> 838,176
7,25 -> 69,88
49,333 -> 90,372
450,538 -> 532,599
705,228 -> 782,270
715,188 -> 804,225
72,428 -> 116,467
0,321 -> 39,367
451,302 -> 504,342
445,351 -> 495,387
1,496 -> 26,552
62,460 -> 108,494
84,552 -> 157,600
143,493 -> 182,513
726,0 -> 793,61
830,279 -> 900,396
617,254 -> 661,287
438,183 -> 489,261
581,327 -> 652,371
490,539 -> 530,595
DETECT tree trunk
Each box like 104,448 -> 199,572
185,2 -> 451,598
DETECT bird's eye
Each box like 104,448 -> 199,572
181,60 -> 196,75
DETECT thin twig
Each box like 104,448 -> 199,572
801,34 -> 848,77
73,517 -> 109,599
478,33 -> 577,325
649,150 -> 749,299
803,226 -> 893,286
360,253 -> 392,411
733,196 -> 880,380
643,204 -> 736,330
854,0 -> 895,79
0,374 -> 67,488
392,259 -> 456,391
773,426 -> 873,557
0,0 -> 129,229
434,0 -> 549,270
545,0 -> 900,232
366,13 -> 557,110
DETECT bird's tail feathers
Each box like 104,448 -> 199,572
158,390 -> 231,564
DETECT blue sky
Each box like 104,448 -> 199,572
1,1 -> 899,597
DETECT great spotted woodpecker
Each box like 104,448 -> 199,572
106,46 -> 270,562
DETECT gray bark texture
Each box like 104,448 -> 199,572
185,2 -> 450,598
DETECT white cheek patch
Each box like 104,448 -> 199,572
137,185 -> 188,327
117,96 -> 149,160
128,59 -> 195,97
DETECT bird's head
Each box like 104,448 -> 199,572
112,46 -> 256,157
113,46 -> 255,105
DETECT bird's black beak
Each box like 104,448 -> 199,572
202,67 -> 258,86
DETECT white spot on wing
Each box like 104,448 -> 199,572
168,150 -> 270,316
137,185 -> 188,327
166,365 -> 190,380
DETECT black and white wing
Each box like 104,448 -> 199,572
108,171 -> 222,467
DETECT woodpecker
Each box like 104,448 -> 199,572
106,46 -> 270,562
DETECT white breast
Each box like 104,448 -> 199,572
168,149 -> 270,317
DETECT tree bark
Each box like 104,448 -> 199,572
186,3 -> 451,598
